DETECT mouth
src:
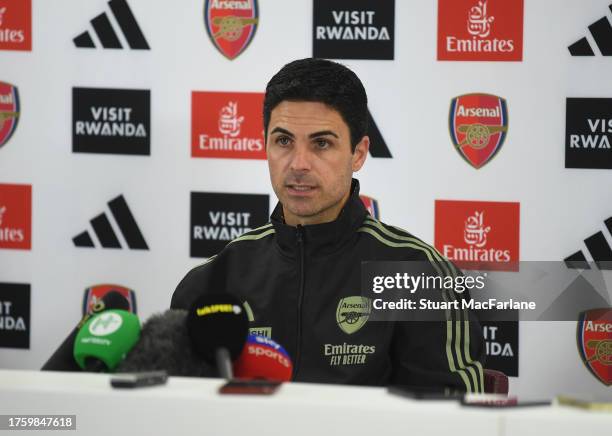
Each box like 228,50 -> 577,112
285,184 -> 317,196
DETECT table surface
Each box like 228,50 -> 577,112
0,369 -> 609,436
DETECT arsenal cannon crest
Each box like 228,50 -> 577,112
336,296 -> 371,335
577,308 -> 612,386
449,93 -> 508,169
204,0 -> 259,60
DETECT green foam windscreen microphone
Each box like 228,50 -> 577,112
73,309 -> 141,372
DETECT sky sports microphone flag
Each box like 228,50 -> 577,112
73,309 -> 140,372
186,293 -> 249,379
233,334 -> 293,382
41,290 -> 131,371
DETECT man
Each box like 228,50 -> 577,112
172,58 -> 485,392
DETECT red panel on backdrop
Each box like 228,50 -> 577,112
435,199 -> 519,271
0,0 -> 32,51
192,91 -> 265,160
437,0 -> 523,61
0,183 -> 31,250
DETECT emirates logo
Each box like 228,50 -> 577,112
464,211 -> 491,247
437,0 -> 523,61
467,0 -> 494,38
191,91 -> 265,159
435,199 -> 519,271
0,183 -> 30,250
218,101 -> 244,137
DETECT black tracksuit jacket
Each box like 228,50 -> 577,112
171,180 -> 485,392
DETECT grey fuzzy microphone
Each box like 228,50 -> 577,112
116,309 -> 216,377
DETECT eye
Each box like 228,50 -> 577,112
275,135 -> 292,147
314,138 -> 330,149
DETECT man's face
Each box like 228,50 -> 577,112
266,101 -> 368,226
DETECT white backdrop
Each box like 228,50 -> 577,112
1,0 -> 611,398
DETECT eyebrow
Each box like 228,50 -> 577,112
309,130 -> 339,139
270,127 -> 294,137
269,127 -> 339,139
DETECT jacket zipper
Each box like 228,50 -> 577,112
293,224 -> 305,379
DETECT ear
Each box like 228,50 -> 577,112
351,136 -> 369,172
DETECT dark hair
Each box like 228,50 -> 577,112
263,58 -> 368,152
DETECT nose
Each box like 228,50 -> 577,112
289,143 -> 312,172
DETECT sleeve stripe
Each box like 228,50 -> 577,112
440,284 -> 474,392
195,254 -> 217,268
364,218 -> 484,392
380,220 -> 484,392
228,226 -> 275,245
243,300 -> 255,322
360,218 -> 484,393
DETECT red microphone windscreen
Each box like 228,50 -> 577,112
233,334 -> 293,382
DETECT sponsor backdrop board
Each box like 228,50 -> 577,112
0,0 -> 611,400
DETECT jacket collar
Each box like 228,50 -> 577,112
271,179 -> 367,257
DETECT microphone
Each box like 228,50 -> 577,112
41,291 -> 130,371
73,309 -> 140,372
116,309 -> 216,377
233,334 -> 293,382
186,293 -> 249,379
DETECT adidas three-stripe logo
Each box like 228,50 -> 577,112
74,0 -> 150,50
565,216 -> 612,270
73,195 -> 149,250
367,110 -> 392,158
568,3 -> 612,56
